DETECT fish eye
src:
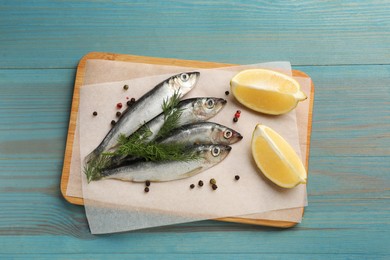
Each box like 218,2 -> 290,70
224,130 -> 233,139
211,146 -> 221,157
206,99 -> 215,108
180,73 -> 189,81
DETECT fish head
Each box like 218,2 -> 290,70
169,72 -> 200,95
211,124 -> 243,145
198,144 -> 231,163
192,97 -> 227,120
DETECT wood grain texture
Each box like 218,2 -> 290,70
1,1 -> 390,68
0,0 -> 389,258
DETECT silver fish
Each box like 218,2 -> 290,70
101,145 -> 231,182
86,72 -> 200,162
157,122 -> 243,146
136,97 -> 227,142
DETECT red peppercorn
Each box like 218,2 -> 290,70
235,112 -> 240,118
116,103 -> 123,109
236,110 -> 241,114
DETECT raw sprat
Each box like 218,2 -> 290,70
84,72 -> 242,183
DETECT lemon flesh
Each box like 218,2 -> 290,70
251,124 -> 307,188
231,69 -> 307,115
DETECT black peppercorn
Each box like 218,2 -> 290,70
212,184 -> 218,190
190,184 -> 195,189
123,84 -> 129,90
235,175 -> 240,180
131,97 -> 136,102
198,180 -> 204,187
233,117 -> 238,123
92,111 -> 98,116
225,91 -> 229,95
144,187 -> 149,193
111,120 -> 116,126
116,111 -> 122,117
145,180 -> 151,187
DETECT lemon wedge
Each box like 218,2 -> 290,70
251,124 -> 307,188
230,69 -> 307,115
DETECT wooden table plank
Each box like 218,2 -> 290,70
1,1 -> 390,68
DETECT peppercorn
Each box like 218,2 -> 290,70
92,111 -> 98,116
235,175 -> 240,180
116,111 -> 122,117
225,91 -> 230,95
123,84 -> 129,90
111,120 -> 116,126
145,180 -> 151,187
116,102 -> 123,109
212,184 -> 218,190
131,97 -> 136,102
235,112 -> 241,118
126,100 -> 132,106
237,110 -> 241,114
198,180 -> 204,187
144,187 -> 149,193
233,117 -> 238,123
190,184 -> 195,189
209,178 -> 216,185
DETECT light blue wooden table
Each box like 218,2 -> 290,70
1,1 -> 389,258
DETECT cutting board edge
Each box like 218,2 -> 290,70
60,52 -> 314,228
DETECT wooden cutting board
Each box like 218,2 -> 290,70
61,52 -> 314,228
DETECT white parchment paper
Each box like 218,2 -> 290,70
78,64 -> 308,233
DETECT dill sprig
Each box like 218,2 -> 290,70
115,137 -> 198,162
155,91 -> 183,140
84,154 -> 112,182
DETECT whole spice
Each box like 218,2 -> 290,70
92,111 -> 98,116
116,102 -> 123,109
233,117 -> 238,123
209,178 -> 216,185
198,180 -> 204,187
144,187 -> 150,193
123,84 -> 129,90
212,184 -> 218,190
116,111 -> 122,117
190,184 -> 195,189
111,120 -> 116,126
235,175 -> 240,180
225,91 -> 230,95
145,180 -> 151,187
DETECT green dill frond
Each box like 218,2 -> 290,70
115,141 -> 199,162
155,91 -> 183,140
84,154 -> 113,182
162,91 -> 182,118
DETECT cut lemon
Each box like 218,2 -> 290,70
251,124 -> 307,188
230,69 -> 307,115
